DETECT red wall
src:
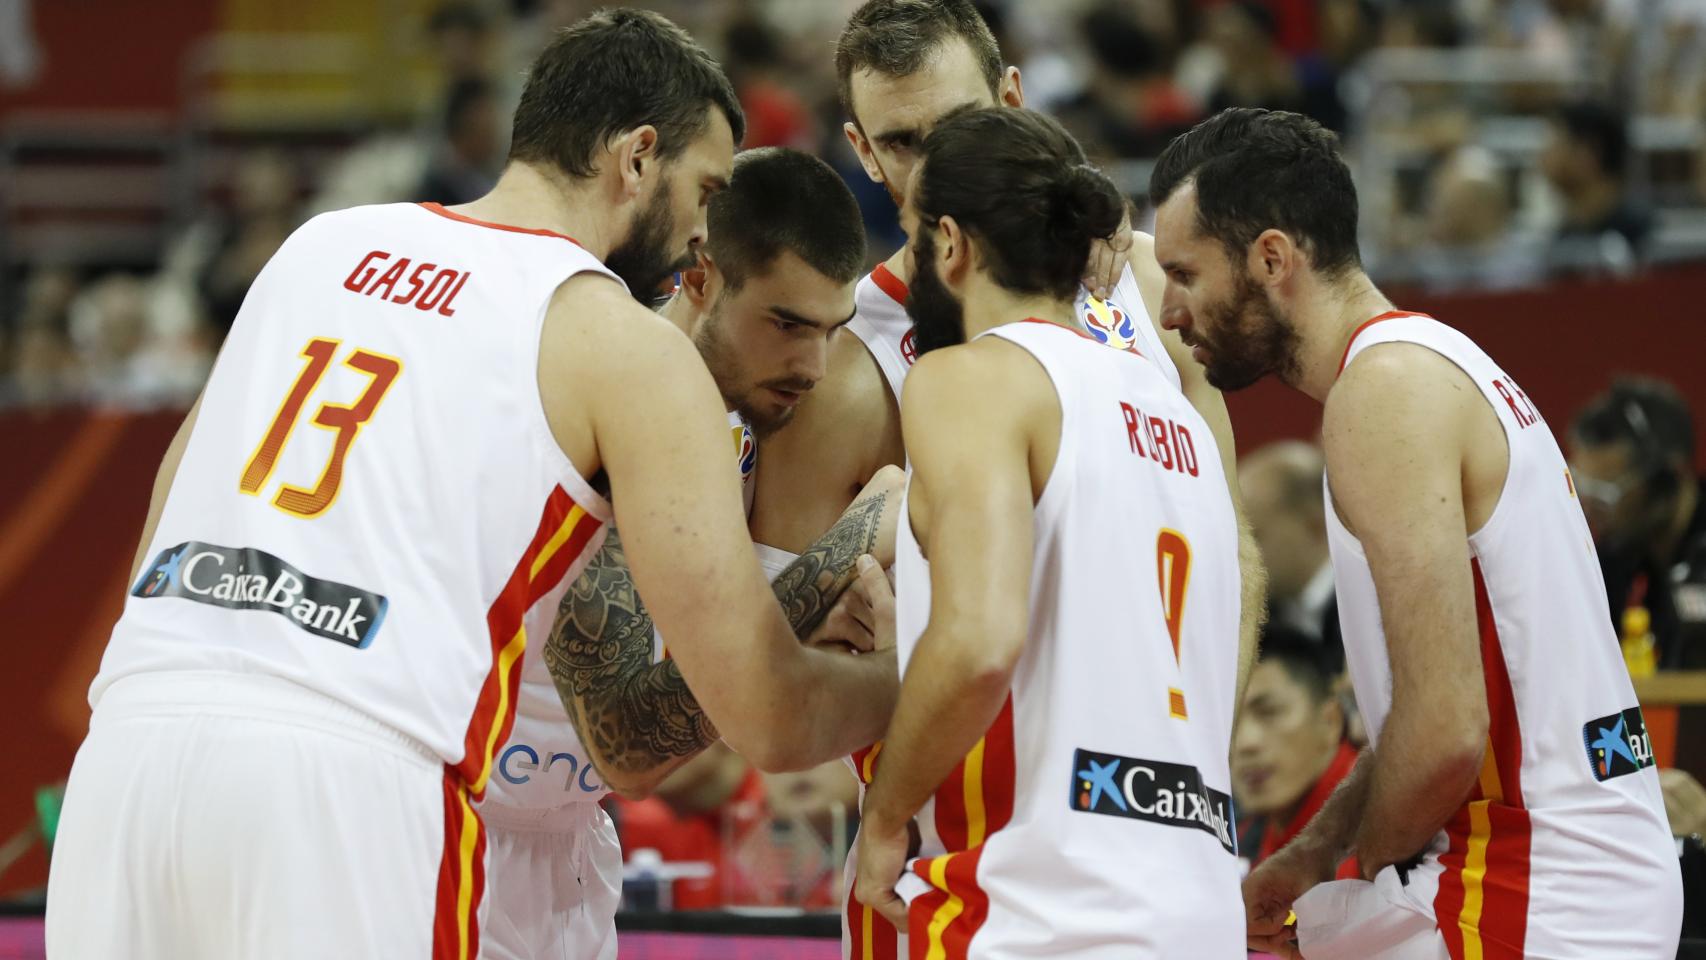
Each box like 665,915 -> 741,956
2,267 -> 1704,895
0,1 -> 217,116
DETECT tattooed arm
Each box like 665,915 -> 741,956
545,466 -> 904,798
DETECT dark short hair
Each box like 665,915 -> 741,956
916,108 -> 1124,301
706,148 -> 866,289
1258,625 -> 1338,703
1554,100 -> 1628,179
509,8 -> 745,179
1150,108 -> 1362,277
1572,377 -> 1696,467
835,0 -> 1002,127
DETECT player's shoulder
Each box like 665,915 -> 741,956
1324,340 -> 1480,453
904,336 -> 1051,421
543,275 -> 699,385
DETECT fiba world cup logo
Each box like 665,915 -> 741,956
733,422 -> 757,485
1082,296 -> 1140,354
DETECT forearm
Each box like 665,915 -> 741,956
1354,710 -> 1483,875
773,646 -> 901,770
1287,746 -> 1375,863
770,482 -> 891,637
130,397 -> 200,582
1234,515 -> 1268,716
860,629 -> 1012,834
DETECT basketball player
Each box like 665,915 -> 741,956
750,6 -> 1265,955
482,146 -> 898,960
45,13 -> 897,960
1149,108 -> 1681,958
851,106 -> 1245,957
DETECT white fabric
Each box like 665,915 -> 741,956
47,671 -> 447,960
1326,314 -> 1681,957
1294,869 -> 1450,960
94,202 -> 618,778
482,803 -> 622,960
888,320 -> 1243,958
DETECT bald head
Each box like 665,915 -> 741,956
1240,441 -> 1328,602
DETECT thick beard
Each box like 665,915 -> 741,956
904,233 -> 966,357
604,183 -> 693,302
1197,268 -> 1301,392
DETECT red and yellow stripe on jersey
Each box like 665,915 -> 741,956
1433,559 -> 1531,960
432,485 -> 604,960
906,696 -> 1017,960
846,741 -> 898,960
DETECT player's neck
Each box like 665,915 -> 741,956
657,292 -> 696,338
959,275 -> 1075,341
884,245 -> 911,286
1289,270 -> 1394,404
449,162 -> 621,261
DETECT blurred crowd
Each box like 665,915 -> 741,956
5,0 -> 1706,410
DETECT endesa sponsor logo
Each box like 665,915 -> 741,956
1069,748 -> 1236,855
497,743 -> 604,794
133,541 -> 388,648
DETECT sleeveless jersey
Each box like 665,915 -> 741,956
490,409 -> 761,811
888,319 -> 1244,958
840,263 -> 1179,960
1327,313 -> 1681,959
101,201 -> 618,799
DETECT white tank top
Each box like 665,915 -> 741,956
490,409 -> 760,810
888,319 -> 1244,957
1327,313 -> 1679,958
105,202 -> 619,797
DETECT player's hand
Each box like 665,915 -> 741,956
853,811 -> 912,931
806,556 -> 882,653
853,464 -> 907,569
1080,211 -> 1134,301
1662,768 -> 1706,837
1243,838 -> 1336,958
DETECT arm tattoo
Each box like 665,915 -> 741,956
543,488 -> 891,781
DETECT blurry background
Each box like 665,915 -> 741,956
5,0 -> 1706,940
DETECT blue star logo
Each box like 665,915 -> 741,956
1591,716 -> 1639,775
1077,758 -> 1126,812
140,546 -> 186,596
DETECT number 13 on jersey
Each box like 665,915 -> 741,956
240,337 -> 402,518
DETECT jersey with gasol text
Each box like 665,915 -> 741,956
1326,313 -> 1681,959
99,202 -> 618,801
888,319 -> 1244,959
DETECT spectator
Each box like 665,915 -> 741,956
1198,1 -> 1304,116
415,77 -> 504,206
1240,440 -> 1337,651
1233,626 -> 1360,879
723,13 -> 817,150
196,151 -> 301,334
1403,145 -> 1544,292
1570,378 -> 1706,668
426,1 -> 496,86
1540,100 -> 1653,276
1059,2 -> 1200,159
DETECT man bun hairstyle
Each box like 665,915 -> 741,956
917,107 -> 1124,301
510,8 -> 746,179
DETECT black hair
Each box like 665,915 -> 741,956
1554,100 -> 1629,179
1572,377 -> 1695,493
1149,107 -> 1362,277
509,8 -> 745,179
916,108 -> 1124,301
1258,624 -> 1338,703
835,0 -> 1002,126
706,148 -> 867,289
443,77 -> 493,136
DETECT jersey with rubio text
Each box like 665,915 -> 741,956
888,319 -> 1243,958
99,201 -> 619,800
1327,313 -> 1680,959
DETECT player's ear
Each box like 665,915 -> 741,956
612,125 -> 660,198
1000,66 -> 1025,109
680,250 -> 714,308
1249,228 -> 1294,289
938,215 -> 971,285
844,121 -> 883,184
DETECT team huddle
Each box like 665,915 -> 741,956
44,2 -> 1683,960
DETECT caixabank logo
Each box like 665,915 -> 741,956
1582,706 -> 1655,782
133,541 -> 388,648
1069,748 -> 1236,855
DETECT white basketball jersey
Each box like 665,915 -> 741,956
101,201 -> 619,799
490,409 -> 761,810
888,319 -> 1244,958
1327,313 -> 1680,959
840,263 -> 1179,960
